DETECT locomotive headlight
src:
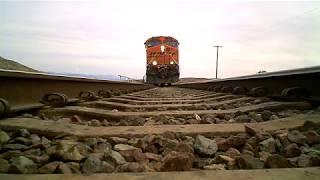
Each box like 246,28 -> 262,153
161,45 -> 165,52
152,61 -> 157,65
170,61 -> 174,65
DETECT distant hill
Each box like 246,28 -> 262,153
175,77 -> 210,84
0,56 -> 139,82
0,56 -> 38,72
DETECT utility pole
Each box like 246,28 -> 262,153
213,45 -> 223,79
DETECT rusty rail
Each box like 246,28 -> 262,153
0,69 -> 152,117
174,66 -> 320,100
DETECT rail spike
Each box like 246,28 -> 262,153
41,93 -> 68,107
0,98 -> 11,118
79,91 -> 99,101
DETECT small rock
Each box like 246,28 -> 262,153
83,138 -> 98,147
117,162 -> 145,172
93,142 -> 112,155
248,112 -> 263,122
242,149 -> 255,157
106,150 -> 127,165
217,135 -> 247,151
203,164 -> 226,170
276,133 -> 290,147
30,134 -> 41,145
270,114 -> 279,120
101,120 -> 110,126
288,130 -> 306,145
112,109 -> 119,112
66,162 -> 81,174
109,137 -> 128,145
297,154 -> 312,167
145,152 -> 162,161
235,115 -> 251,122
261,110 -> 273,121
194,114 -> 201,121
0,158 -> 9,173
244,124 -> 265,136
101,161 -> 115,173
14,137 -> 32,145
265,154 -> 290,168
119,149 -> 147,163
23,148 -> 41,156
305,130 -> 320,145
38,161 -> 61,174
225,148 -> 241,159
2,144 -> 28,151
57,163 -> 72,174
237,154 -> 264,169
15,129 -> 30,138
82,156 -> 102,174
259,151 -> 271,162
71,115 -> 82,124
259,138 -> 276,153
284,143 -> 301,158
10,156 -> 37,174
194,135 -> 218,156
175,142 -> 194,154
114,144 -> 137,151
0,130 -> 10,144
160,151 -> 194,171
88,119 -> 101,127
213,155 -> 236,169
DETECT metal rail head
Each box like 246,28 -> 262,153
40,93 -> 68,107
0,98 -> 10,118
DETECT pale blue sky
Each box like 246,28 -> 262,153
0,0 -> 319,78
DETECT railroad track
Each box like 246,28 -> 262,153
0,68 -> 320,179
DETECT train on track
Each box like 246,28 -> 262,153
144,36 -> 180,86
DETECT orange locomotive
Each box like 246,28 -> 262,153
144,36 -> 180,85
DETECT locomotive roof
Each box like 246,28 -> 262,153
144,36 -> 179,44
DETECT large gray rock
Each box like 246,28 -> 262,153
237,154 -> 264,169
82,156 -> 102,174
194,135 -> 218,156
259,138 -> 276,153
305,130 -> 320,145
284,143 -> 301,158
288,130 -> 306,145
0,158 -> 9,173
160,151 -> 194,171
56,163 -> 72,174
93,142 -> 112,154
114,144 -> 137,151
0,130 -> 10,144
10,156 -> 37,174
38,161 -> 61,174
265,154 -> 290,168
55,140 -> 85,161
106,150 -> 126,165
117,162 -> 145,172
